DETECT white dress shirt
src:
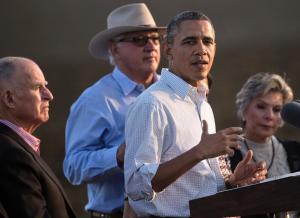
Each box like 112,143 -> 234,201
124,68 -> 225,217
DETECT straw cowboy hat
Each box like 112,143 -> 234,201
89,3 -> 166,60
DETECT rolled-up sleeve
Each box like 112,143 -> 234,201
124,100 -> 166,201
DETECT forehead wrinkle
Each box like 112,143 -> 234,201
177,20 -> 215,41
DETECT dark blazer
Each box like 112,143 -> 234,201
0,123 -> 76,218
0,201 -> 8,218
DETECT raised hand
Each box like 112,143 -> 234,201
228,150 -> 267,187
196,120 -> 243,159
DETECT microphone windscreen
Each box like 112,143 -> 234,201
281,101 -> 300,128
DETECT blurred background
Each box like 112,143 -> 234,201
1,0 -> 300,217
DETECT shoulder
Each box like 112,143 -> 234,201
0,131 -> 23,154
81,73 -> 116,97
276,137 -> 300,172
126,88 -> 171,126
0,132 -> 31,154
201,101 -> 214,117
131,82 -> 174,112
0,126 -> 38,164
229,149 -> 243,171
70,73 -> 119,108
277,137 -> 300,153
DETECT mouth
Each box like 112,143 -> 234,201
191,59 -> 209,67
42,105 -> 50,110
143,56 -> 156,62
260,124 -> 275,130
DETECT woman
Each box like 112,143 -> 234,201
230,72 -> 300,217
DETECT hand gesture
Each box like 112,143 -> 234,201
228,150 -> 267,187
196,120 -> 243,159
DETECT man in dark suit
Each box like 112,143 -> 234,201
0,201 -> 8,218
0,56 -> 76,218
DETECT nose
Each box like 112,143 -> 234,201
144,38 -> 159,52
195,40 -> 207,56
41,86 -> 54,101
264,108 -> 275,120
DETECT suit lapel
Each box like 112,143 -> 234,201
0,123 -> 75,213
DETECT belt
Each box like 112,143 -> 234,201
90,210 -> 123,218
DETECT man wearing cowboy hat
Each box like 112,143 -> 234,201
63,3 -> 165,218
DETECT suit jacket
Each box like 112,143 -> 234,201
0,123 -> 76,218
0,201 -> 8,218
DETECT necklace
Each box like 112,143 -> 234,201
244,137 -> 275,171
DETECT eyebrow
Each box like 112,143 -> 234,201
182,36 -> 197,42
256,99 -> 282,106
203,36 -> 215,42
32,80 -> 48,86
181,35 -> 215,43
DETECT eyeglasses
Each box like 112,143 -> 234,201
114,35 -> 162,47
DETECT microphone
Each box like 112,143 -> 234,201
281,101 -> 300,128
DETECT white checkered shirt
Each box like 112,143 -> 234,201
124,69 -> 225,217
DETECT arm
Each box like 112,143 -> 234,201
63,97 -> 122,184
125,99 -> 242,200
151,120 -> 243,192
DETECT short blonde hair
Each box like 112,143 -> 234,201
236,72 -> 293,120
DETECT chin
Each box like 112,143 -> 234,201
258,132 -> 273,140
191,70 -> 207,79
143,67 -> 157,75
200,71 -> 209,77
40,115 -> 50,123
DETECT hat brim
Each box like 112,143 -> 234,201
89,26 -> 166,60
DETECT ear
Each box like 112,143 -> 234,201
108,41 -> 118,57
163,41 -> 173,61
214,42 -> 217,53
1,90 -> 16,109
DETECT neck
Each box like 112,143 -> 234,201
0,115 -> 37,134
169,68 -> 198,87
121,69 -> 155,88
244,131 -> 270,144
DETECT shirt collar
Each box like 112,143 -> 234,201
160,68 -> 206,102
0,119 -> 40,153
112,67 -> 159,96
112,67 -> 143,96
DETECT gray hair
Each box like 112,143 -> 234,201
236,72 -> 294,120
166,11 -> 215,45
0,57 -> 34,92
0,57 -> 16,81
107,49 -> 116,66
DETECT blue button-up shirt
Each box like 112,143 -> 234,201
63,67 -> 148,213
